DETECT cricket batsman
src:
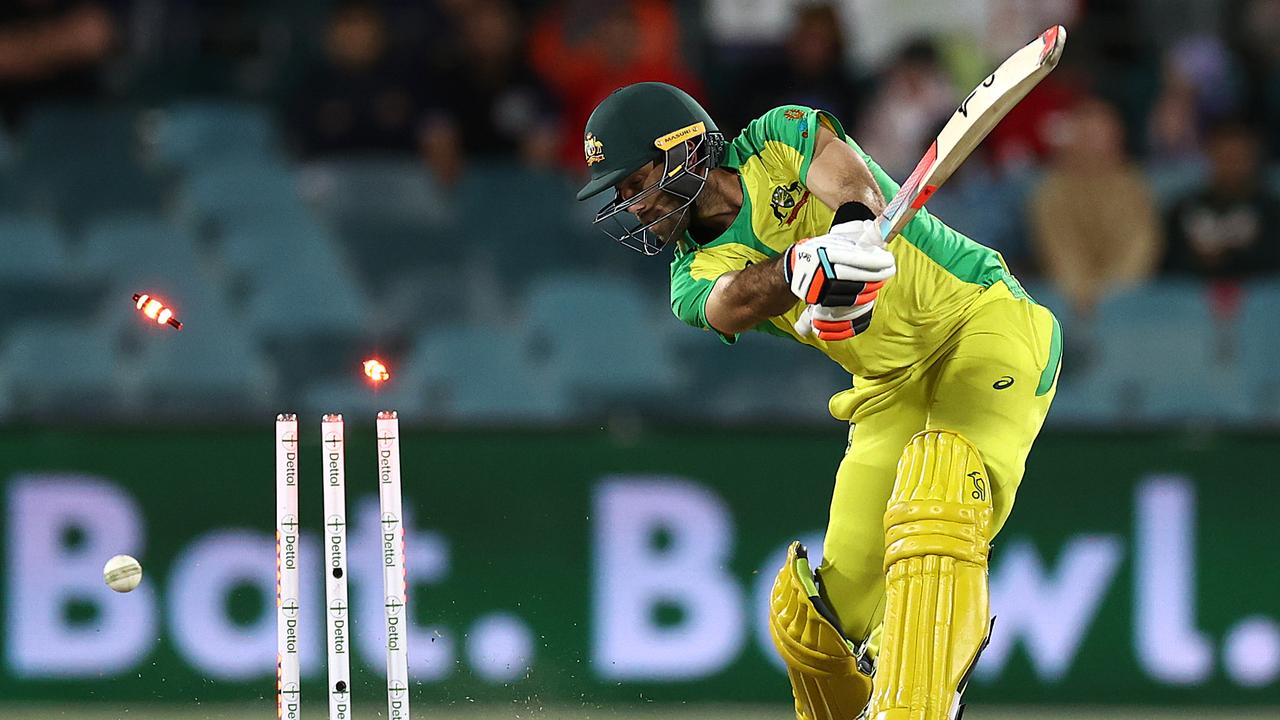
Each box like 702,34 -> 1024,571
576,82 -> 1061,718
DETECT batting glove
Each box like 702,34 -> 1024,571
782,222 -> 895,306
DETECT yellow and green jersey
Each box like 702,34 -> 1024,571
670,105 -> 1045,413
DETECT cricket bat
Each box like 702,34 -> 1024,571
796,25 -> 1066,337
877,25 -> 1067,244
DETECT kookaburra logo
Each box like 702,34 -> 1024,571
771,182 -> 808,225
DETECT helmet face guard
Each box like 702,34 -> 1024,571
592,131 -> 725,256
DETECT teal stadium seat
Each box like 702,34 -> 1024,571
301,374 -> 428,419
299,157 -> 450,228
133,297 -> 274,414
0,123 -> 12,167
239,233 -> 371,404
1266,164 -> 1280,197
456,163 -> 605,284
0,127 -> 15,212
299,157 -> 460,288
243,262 -> 369,340
79,214 -> 203,284
223,211 -> 373,399
1066,282 -> 1232,425
147,102 -> 279,170
0,214 -> 70,282
682,331 -> 849,424
1238,280 -> 1280,422
20,105 -> 166,224
0,214 -> 91,333
1145,159 -> 1206,211
524,274 -> 682,408
407,324 -> 568,421
177,159 -> 307,228
0,321 -> 125,415
216,212 -> 350,285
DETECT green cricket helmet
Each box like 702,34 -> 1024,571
576,82 -> 726,255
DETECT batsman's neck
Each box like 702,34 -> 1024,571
689,168 -> 744,243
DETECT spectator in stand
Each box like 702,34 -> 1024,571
985,59 -> 1083,174
1164,119 -> 1280,279
725,2 -> 867,136
1235,0 -> 1280,158
418,0 -> 560,185
0,0 -> 117,129
856,37 -> 955,180
1147,35 -> 1244,163
288,0 -> 419,157
1030,97 -> 1163,316
529,0 -> 704,170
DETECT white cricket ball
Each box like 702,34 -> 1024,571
103,554 -> 143,593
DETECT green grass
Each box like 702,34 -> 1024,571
2,705 -> 1278,720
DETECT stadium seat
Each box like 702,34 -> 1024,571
1044,339 -> 1126,426
146,101 -> 279,170
0,320 -> 127,414
1266,164 -> 1280,197
301,375 -> 427,419
298,157 -> 450,228
79,214 -> 204,284
215,212 -> 351,284
0,167 -> 25,213
405,324 -> 568,421
1238,280 -> 1280,422
1145,159 -> 1206,211
0,215 -> 108,334
1090,281 -> 1230,423
523,273 -> 683,406
22,104 -> 138,156
20,105 -> 167,224
243,264 -> 369,340
0,214 -> 70,282
290,160 -> 464,305
0,125 -> 12,167
133,299 -> 274,414
176,159 -> 306,227
684,331 -> 848,424
924,164 -> 1030,264
455,163 -> 603,284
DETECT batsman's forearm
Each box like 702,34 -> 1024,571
723,255 -> 798,320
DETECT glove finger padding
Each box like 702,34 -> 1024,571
816,276 -> 888,307
793,301 -> 876,341
812,302 -> 876,341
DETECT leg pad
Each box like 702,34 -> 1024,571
866,430 -> 994,720
769,541 -> 873,720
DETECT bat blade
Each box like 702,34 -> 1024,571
878,25 -> 1067,243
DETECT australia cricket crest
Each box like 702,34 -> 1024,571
584,132 -> 605,166
771,181 -> 808,226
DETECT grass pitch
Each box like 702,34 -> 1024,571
2,704 -> 1277,720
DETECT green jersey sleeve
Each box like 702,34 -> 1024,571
670,242 -> 738,345
733,105 -> 849,186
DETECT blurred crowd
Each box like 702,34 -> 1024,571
1,0 -> 1278,320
